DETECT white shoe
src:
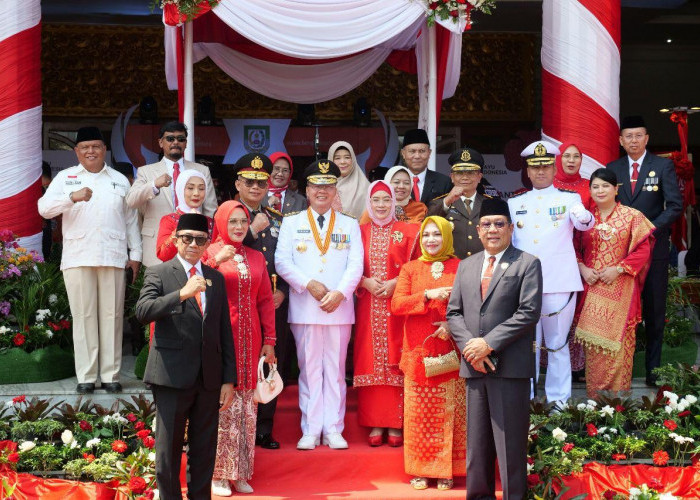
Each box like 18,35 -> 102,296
211,479 -> 232,497
322,432 -> 348,449
297,434 -> 320,450
232,480 -> 254,494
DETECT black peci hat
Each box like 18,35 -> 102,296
479,197 -> 511,220
620,115 -> 646,131
176,213 -> 210,234
402,128 -> 430,148
76,127 -> 104,144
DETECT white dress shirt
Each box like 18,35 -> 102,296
480,247 -> 507,280
628,151 -> 647,177
38,163 -> 142,270
152,157 -> 181,199
176,254 -> 206,312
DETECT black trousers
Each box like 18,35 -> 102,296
641,259 -> 669,378
256,303 -> 292,435
466,377 -> 529,500
152,375 -> 219,500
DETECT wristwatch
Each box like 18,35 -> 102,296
616,265 -> 625,274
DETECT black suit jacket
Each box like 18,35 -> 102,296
263,189 -> 307,214
136,258 -> 236,391
607,152 -> 682,260
427,193 -> 488,259
418,169 -> 452,205
447,245 -> 542,379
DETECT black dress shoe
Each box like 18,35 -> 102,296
256,433 -> 280,449
103,382 -> 123,393
76,383 -> 95,394
645,377 -> 657,388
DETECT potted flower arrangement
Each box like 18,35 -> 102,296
0,230 -> 74,383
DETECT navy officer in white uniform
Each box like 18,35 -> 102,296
275,159 -> 363,450
508,141 -> 595,405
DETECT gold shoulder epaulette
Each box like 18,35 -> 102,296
482,193 -> 493,199
432,193 -> 449,201
340,211 -> 357,219
509,189 -> 529,199
556,187 -> 577,194
284,210 -> 301,217
265,206 -> 283,217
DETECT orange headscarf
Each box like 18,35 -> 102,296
212,200 -> 250,247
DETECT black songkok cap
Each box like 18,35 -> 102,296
620,116 -> 646,131
76,127 -> 104,144
176,213 -> 209,234
479,197 -> 511,220
402,128 -> 430,148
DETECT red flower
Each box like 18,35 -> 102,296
679,410 -> 692,418
531,433 -> 538,441
7,452 -> 19,463
134,421 -> 146,431
59,319 -> 71,329
615,405 -> 625,413
48,321 -> 60,332
128,476 -> 147,494
526,473 -> 541,488
527,456 -> 534,465
429,1 -> 439,9
136,429 -> 151,439
79,420 -> 92,432
603,491 -> 617,500
111,440 -> 128,453
562,442 -> 575,453
586,423 -> 598,436
82,453 -> 95,463
663,419 -> 678,431
648,477 -> 663,490
142,436 -> 155,449
12,333 -> 25,346
653,450 -> 670,466
449,10 -> 459,17
12,395 -> 25,404
612,453 -> 626,462
126,413 -> 137,423
0,441 -> 17,453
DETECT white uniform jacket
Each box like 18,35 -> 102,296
508,184 -> 594,294
38,164 -> 141,270
275,208 -> 363,325
125,159 -> 217,267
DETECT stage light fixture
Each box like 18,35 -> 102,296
139,96 -> 158,124
353,97 -> 371,127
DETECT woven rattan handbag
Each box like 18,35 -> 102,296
422,332 -> 461,378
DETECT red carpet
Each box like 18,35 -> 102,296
212,384 -> 483,499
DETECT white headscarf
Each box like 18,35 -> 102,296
384,166 -> 413,207
175,169 -> 207,214
328,141 -> 370,219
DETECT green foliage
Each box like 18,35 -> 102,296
18,444 -> 64,473
654,363 -> 700,394
11,419 -> 63,441
116,394 -> 156,425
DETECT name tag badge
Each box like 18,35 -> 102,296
515,210 -> 527,215
297,229 -> 311,234
65,180 -> 81,186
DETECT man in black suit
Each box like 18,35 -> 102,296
136,213 -> 236,500
401,128 -> 452,205
427,147 -> 490,259
607,116 -> 682,386
447,198 -> 542,500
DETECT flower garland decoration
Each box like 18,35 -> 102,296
149,0 -> 219,23
424,0 -> 497,29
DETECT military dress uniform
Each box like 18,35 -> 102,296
274,160 -> 364,448
427,148 -> 489,259
508,141 -> 595,404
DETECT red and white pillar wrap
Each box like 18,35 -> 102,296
541,0 -> 621,178
0,1 -> 43,253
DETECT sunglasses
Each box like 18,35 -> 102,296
176,234 -> 209,246
164,135 -> 187,143
479,221 -> 508,230
241,179 -> 268,189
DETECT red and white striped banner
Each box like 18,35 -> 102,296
0,1 -> 43,253
541,0 -> 621,178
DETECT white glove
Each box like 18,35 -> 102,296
570,203 -> 591,223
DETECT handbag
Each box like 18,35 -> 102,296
253,357 -> 283,404
422,332 -> 461,378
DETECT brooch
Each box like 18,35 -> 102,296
431,261 -> 444,280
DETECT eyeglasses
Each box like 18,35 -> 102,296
241,179 -> 268,189
176,234 -> 208,246
227,218 -> 249,227
622,133 -> 646,141
272,167 -> 291,175
164,135 -> 187,143
479,221 -> 508,230
404,148 -> 429,156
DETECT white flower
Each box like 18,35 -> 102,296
684,394 -> 697,404
86,438 -> 101,448
629,487 -> 641,497
677,400 -> 689,412
70,440 -> 79,449
586,399 -> 597,408
152,418 -> 157,434
599,405 -> 614,418
148,452 -> 156,462
598,426 -> 608,434
665,405 -> 674,414
61,429 -> 74,445
576,403 -> 586,411
674,435 -> 686,444
527,462 -> 533,474
153,489 -> 160,500
552,427 -> 567,442
684,436 -> 695,444
0,326 -> 10,335
19,441 -> 36,452
35,308 -> 51,322
669,432 -> 678,439
48,294 -> 57,305
609,428 -> 618,435
5,400 -> 14,408
659,494 -> 678,500
45,329 -> 53,338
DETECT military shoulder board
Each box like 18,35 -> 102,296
431,193 -> 449,201
556,187 -> 577,194
266,206 -> 283,217
284,211 -> 301,217
340,211 -> 357,219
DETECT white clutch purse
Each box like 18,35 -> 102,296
253,357 -> 283,404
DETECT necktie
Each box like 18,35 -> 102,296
631,162 -> 639,193
189,266 -> 202,313
172,162 -> 181,206
317,214 -> 325,229
481,256 -> 496,300
465,198 -> 472,216
412,176 -> 420,201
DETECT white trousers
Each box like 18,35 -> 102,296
533,292 -> 576,404
63,266 -> 125,384
291,323 -> 352,437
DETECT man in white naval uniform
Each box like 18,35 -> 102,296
508,141 -> 595,404
275,159 -> 363,450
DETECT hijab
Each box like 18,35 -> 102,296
213,200 -> 250,248
555,142 -> 583,184
384,165 -> 413,207
268,151 -> 293,196
175,169 -> 207,214
366,180 -> 397,227
328,141 -> 370,219
418,216 -> 455,263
